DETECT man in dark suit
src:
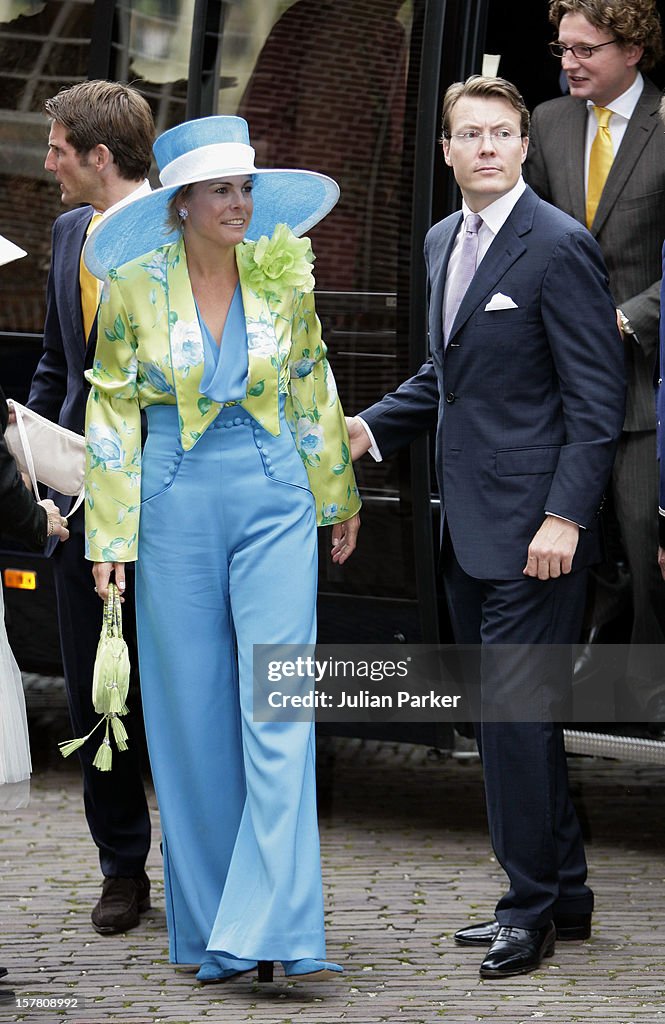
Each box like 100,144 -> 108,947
524,0 -> 665,723
347,76 -> 626,977
27,81 -> 155,934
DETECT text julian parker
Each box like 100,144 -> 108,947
267,690 -> 462,709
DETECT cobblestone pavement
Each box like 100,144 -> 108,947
1,680 -> 664,1023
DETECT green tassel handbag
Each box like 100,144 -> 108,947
59,583 -> 131,771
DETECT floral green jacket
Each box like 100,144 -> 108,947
84,227 -> 360,563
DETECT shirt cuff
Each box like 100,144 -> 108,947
545,511 -> 585,530
618,308 -> 639,345
357,416 -> 383,462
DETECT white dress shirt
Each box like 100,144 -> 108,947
584,72 -> 643,189
102,178 -> 152,218
361,177 -> 527,461
357,175 -> 581,529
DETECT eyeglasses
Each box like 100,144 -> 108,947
447,130 -> 523,145
548,39 -> 618,59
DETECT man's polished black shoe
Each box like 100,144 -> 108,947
454,920 -> 502,946
455,910 -> 591,946
479,922 -> 556,978
0,966 -> 7,979
91,872 -> 151,935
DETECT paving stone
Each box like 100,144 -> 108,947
1,731 -> 664,1021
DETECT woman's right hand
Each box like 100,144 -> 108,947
92,561 -> 126,601
345,416 -> 372,461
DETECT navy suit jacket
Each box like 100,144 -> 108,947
362,185 -> 627,580
27,206 -> 97,532
28,206 -> 97,434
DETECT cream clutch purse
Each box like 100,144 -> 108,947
5,399 -> 85,512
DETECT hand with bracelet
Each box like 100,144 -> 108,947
39,498 -> 69,541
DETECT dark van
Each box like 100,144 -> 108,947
1,0 -> 664,760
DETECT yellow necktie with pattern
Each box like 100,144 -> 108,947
586,106 -> 613,229
79,212 -> 103,342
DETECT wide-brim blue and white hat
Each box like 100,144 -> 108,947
84,115 -> 340,280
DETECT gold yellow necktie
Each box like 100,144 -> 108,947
586,106 -> 613,228
79,212 -> 103,342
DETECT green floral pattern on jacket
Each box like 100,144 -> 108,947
84,229 -> 360,562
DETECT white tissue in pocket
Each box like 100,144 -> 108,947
484,292 -> 519,311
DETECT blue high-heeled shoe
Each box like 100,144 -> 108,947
196,956 -> 257,984
280,958 -> 343,981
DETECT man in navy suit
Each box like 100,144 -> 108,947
27,81 -> 155,934
347,76 -> 626,977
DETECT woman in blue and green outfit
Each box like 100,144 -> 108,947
83,117 -> 360,984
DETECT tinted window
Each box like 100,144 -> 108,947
0,0 -> 196,336
0,1 -> 94,333
109,0 -> 190,124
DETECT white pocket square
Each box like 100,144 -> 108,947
484,292 -> 518,311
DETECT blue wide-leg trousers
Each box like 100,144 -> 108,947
136,403 -> 325,964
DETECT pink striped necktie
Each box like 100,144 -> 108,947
444,212 -> 483,345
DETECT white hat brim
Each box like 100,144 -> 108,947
0,234 -> 27,268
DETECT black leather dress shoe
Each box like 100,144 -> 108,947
479,922 -> 556,978
455,910 -> 591,946
454,920 -> 502,946
91,872 -> 151,935
0,966 -> 7,979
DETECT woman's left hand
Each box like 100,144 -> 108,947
92,561 -> 126,601
331,513 -> 360,565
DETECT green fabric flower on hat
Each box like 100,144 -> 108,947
240,223 -> 315,293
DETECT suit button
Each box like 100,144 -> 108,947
446,392 -> 456,404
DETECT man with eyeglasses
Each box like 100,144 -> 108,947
525,0 -> 665,732
346,74 -> 625,977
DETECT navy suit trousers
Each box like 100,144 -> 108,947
441,530 -> 594,928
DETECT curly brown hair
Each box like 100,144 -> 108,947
549,0 -> 663,70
